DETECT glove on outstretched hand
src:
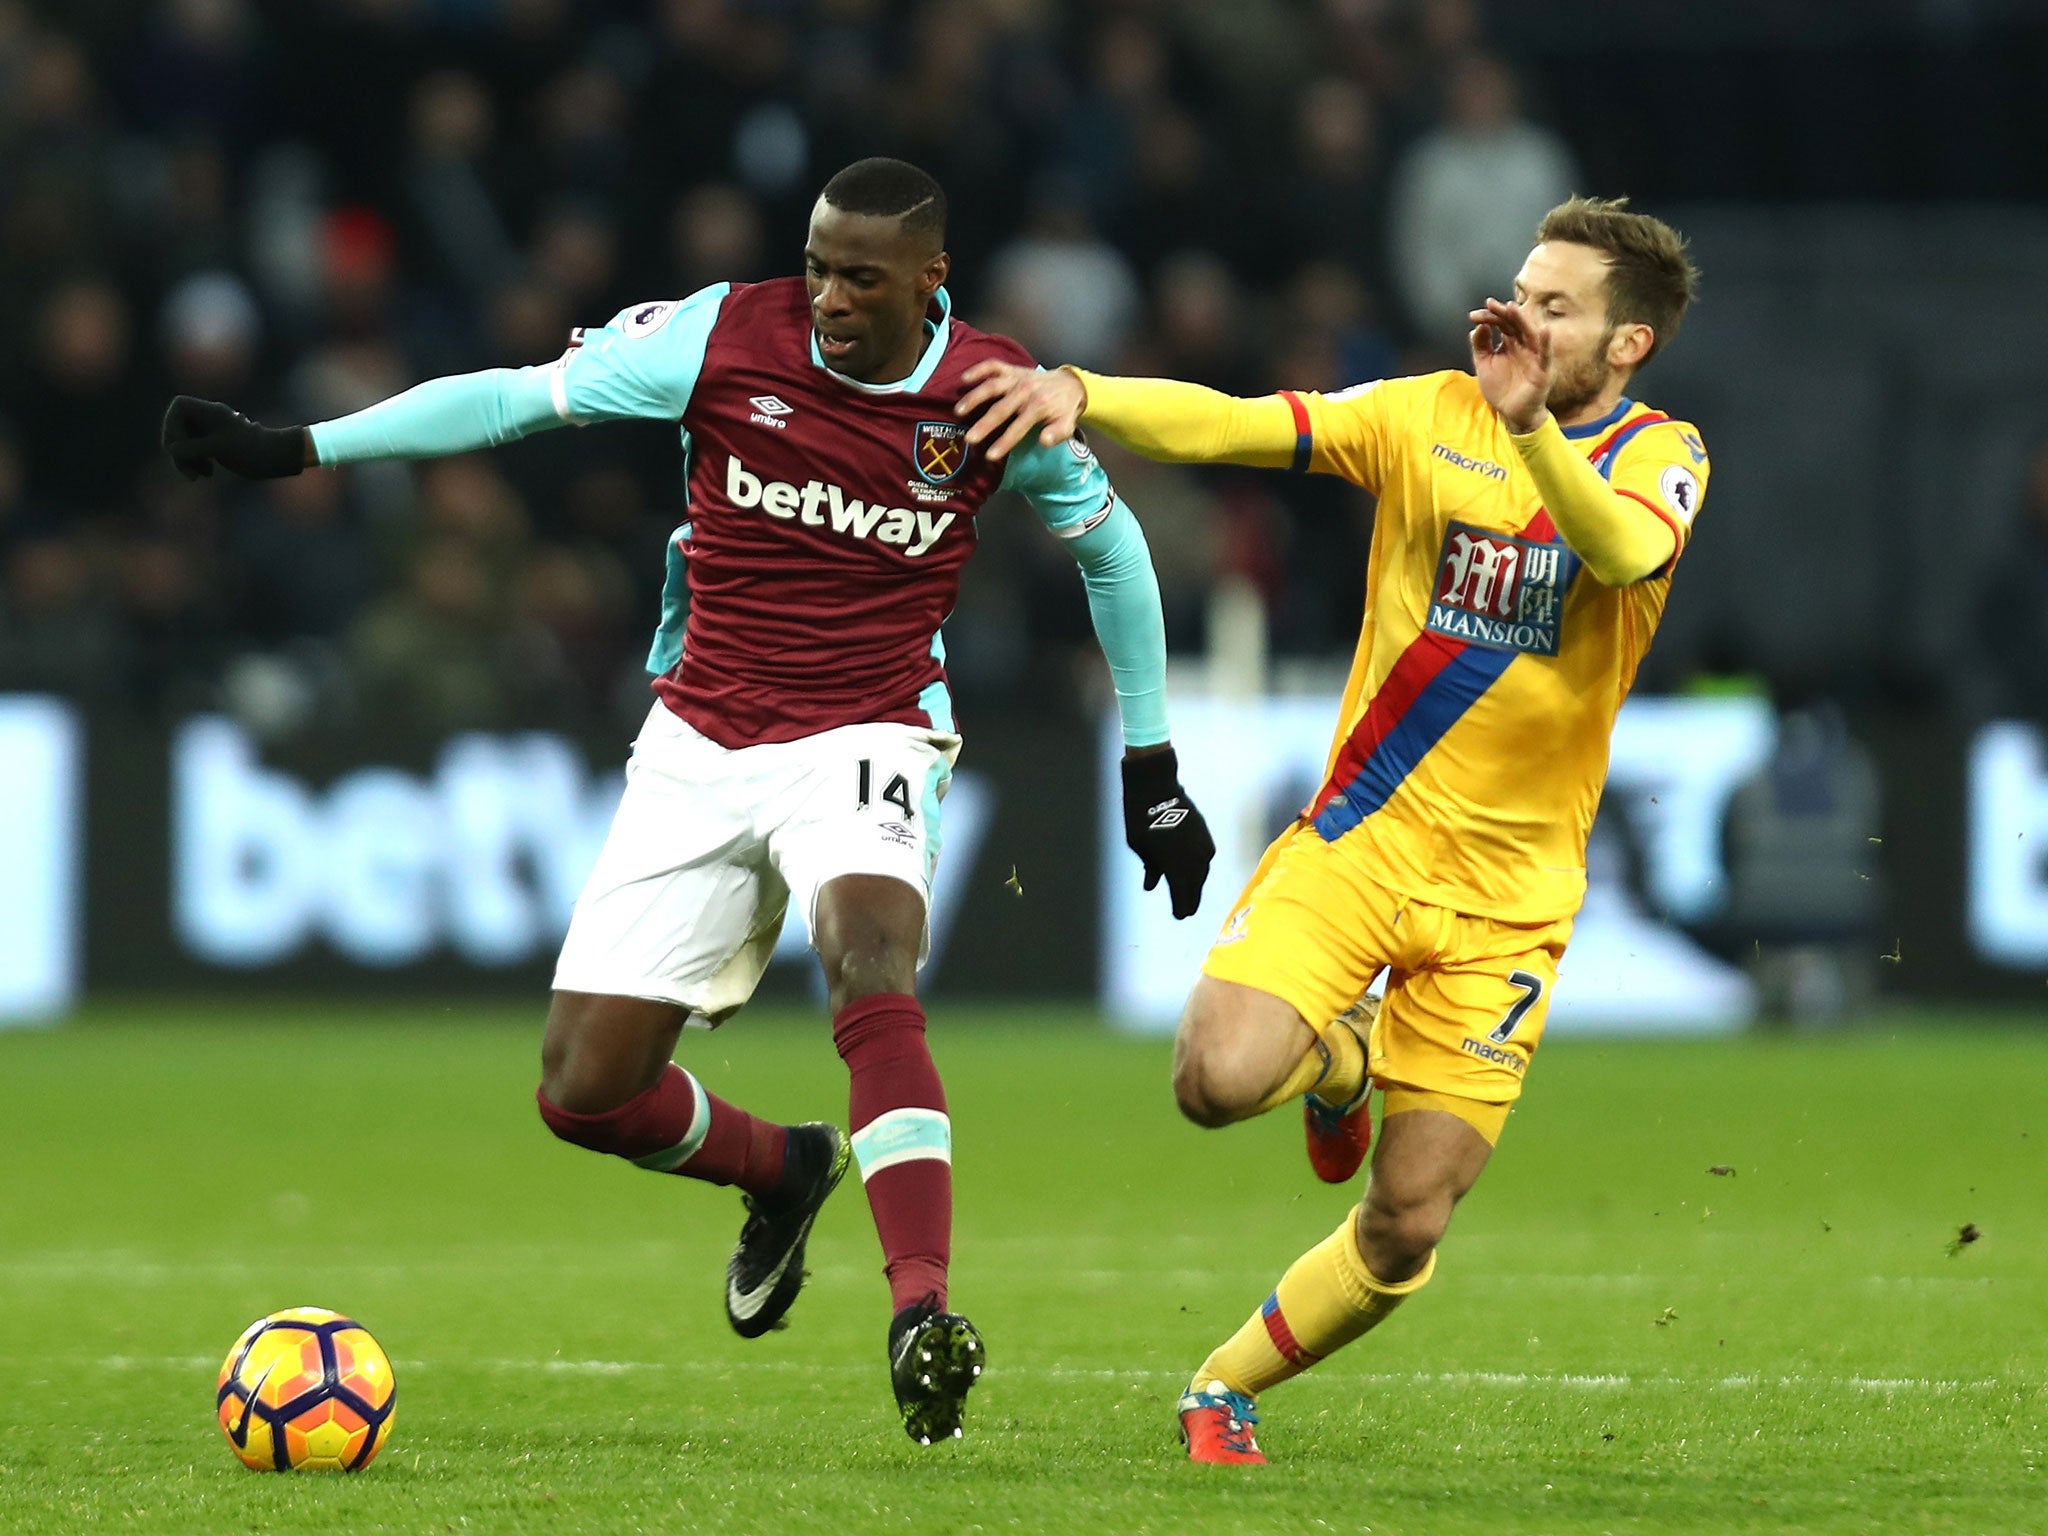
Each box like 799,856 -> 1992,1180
161,396 -> 309,481
1121,747 -> 1216,920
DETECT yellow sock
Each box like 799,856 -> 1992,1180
1249,1006 -> 1371,1117
1192,1215 -> 1436,1398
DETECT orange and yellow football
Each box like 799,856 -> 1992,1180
215,1307 -> 396,1472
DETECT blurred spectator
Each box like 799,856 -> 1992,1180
486,276 -> 574,364
1269,77 -> 1387,295
349,537 -> 514,733
504,543 -> 636,726
1108,104 -> 1232,277
110,136 -> 239,281
117,530 -> 224,711
226,471 -> 372,649
18,279 -> 152,518
317,206 -> 399,340
1721,696 -> 1884,1025
669,183 -> 766,293
1977,442 -> 2048,719
160,271 -> 261,400
286,210 -> 409,427
534,66 -> 634,202
414,455 -> 533,584
0,536 -> 123,698
1278,260 -> 1397,389
531,201 -> 621,317
883,0 -> 1018,273
119,0 -> 256,138
243,143 -> 327,329
3,33 -> 113,294
1060,14 -> 1172,218
0,417 -> 56,555
403,69 -> 519,300
987,182 -> 1142,369
1388,53 -> 1577,350
798,0 -> 892,139
1146,251 -> 1253,391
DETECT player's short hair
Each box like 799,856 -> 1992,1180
1536,196 -> 1698,363
820,158 -> 947,249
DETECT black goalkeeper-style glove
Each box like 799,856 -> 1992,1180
161,396 -> 310,481
1121,747 -> 1216,920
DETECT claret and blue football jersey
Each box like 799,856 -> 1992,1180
545,278 -> 1129,748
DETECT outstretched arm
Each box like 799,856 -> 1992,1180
958,362 -> 1300,469
308,366 -> 565,465
162,285 -> 729,480
165,357 -> 574,480
1468,296 -> 1678,585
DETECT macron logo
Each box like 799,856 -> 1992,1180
725,455 -> 956,558
1431,443 -> 1509,481
749,395 -> 793,430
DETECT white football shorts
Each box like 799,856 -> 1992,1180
552,702 -> 959,1024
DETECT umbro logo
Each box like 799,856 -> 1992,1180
749,395 -> 794,430
1149,804 -> 1189,830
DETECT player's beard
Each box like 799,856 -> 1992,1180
1545,332 -> 1616,421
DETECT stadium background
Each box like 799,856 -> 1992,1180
5,5 -> 2048,1532
6,0 -> 2048,1026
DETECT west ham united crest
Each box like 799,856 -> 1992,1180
913,420 -> 969,485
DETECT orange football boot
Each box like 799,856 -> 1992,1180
1303,994 -> 1379,1184
1178,1381 -> 1266,1465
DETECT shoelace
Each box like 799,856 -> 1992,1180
1305,1076 -> 1372,1123
1305,1097 -> 1364,1135
1194,1390 -> 1260,1453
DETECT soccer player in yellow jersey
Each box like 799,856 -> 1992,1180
957,197 -> 1707,1464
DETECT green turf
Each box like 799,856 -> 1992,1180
0,1003 -> 2043,1534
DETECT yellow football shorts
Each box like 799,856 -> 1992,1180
1202,822 -> 1572,1139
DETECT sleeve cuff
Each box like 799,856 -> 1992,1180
1507,414 -> 1569,457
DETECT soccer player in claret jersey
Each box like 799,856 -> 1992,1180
162,158 -> 1216,1444
960,197 -> 1708,1464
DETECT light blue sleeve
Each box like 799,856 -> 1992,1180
553,283 -> 728,424
309,366 -> 561,464
1003,433 -> 1170,748
309,283 -> 729,464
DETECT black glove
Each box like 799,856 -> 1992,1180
1121,747 -> 1216,920
161,396 -> 309,481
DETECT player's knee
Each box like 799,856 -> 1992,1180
1170,1034 -> 1260,1128
537,1005 -> 633,1117
815,878 -> 925,1012
821,938 -> 918,1013
1172,1062 -> 1234,1128
1358,1186 -> 1450,1277
819,921 -> 917,1015
537,1052 -> 618,1119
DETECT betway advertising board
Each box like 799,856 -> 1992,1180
4,694 -> 2048,1023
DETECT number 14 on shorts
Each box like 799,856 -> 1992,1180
857,759 -> 916,820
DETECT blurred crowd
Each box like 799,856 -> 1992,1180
0,0 -> 1587,738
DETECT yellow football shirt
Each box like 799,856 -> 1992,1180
1285,370 -> 1709,923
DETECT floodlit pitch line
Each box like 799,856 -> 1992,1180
75,1355 -> 2018,1392
0,1257 -> 1714,1287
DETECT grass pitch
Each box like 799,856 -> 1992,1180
0,1003 -> 2043,1535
